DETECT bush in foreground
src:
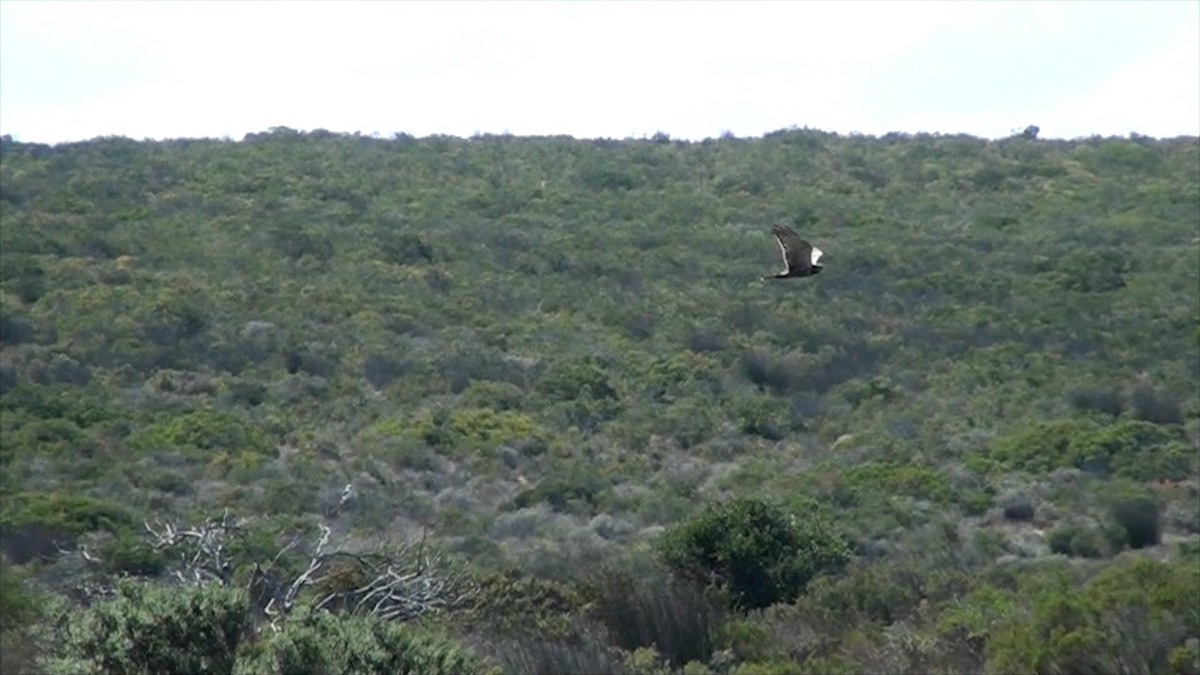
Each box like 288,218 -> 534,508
40,582 -> 248,675
38,581 -> 487,675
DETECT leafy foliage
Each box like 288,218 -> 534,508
659,496 -> 851,610
40,582 -> 248,675
989,419 -> 1194,480
1,128 -> 1197,673
986,556 -> 1199,674
237,607 -> 486,675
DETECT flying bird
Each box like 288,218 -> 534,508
763,224 -> 824,279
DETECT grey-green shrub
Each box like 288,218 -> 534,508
237,606 -> 487,675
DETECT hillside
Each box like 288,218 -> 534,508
1,128 -> 1198,673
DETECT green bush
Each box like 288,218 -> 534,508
658,497 -> 851,611
1046,522 -> 1114,559
40,582 -> 249,675
730,656 -> 815,675
506,469 -> 609,516
1130,385 -> 1184,425
444,407 -> 544,451
656,398 -> 720,448
988,419 -> 1097,474
239,606 -> 486,675
1055,248 -> 1129,292
989,419 -> 1192,480
1001,497 -> 1036,522
537,359 -> 617,401
838,461 -> 959,505
1074,420 -> 1192,480
1168,640 -> 1200,675
1068,387 -> 1124,417
800,550 -> 970,630
0,560 -> 43,675
0,491 -> 135,539
100,534 -> 169,577
623,646 -> 673,675
0,560 -> 39,634
466,568 -> 584,639
128,407 -> 274,459
986,555 -> 1198,675
393,406 -> 546,456
936,584 -> 1018,655
1109,494 -> 1162,550
585,561 -> 723,667
728,394 -> 789,441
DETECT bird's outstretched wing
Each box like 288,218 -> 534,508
771,224 -> 814,275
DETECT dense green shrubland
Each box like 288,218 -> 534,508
1,127 -> 1197,672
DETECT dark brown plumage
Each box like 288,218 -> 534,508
763,224 -> 824,279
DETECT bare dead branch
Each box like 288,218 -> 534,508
131,511 -> 474,628
143,508 -> 242,585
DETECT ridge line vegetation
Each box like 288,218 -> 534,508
1,127 -> 1197,673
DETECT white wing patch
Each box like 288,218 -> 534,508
810,246 -> 824,265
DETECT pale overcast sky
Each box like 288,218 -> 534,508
1,1 -> 1197,144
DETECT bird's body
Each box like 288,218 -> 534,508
764,224 -> 824,279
